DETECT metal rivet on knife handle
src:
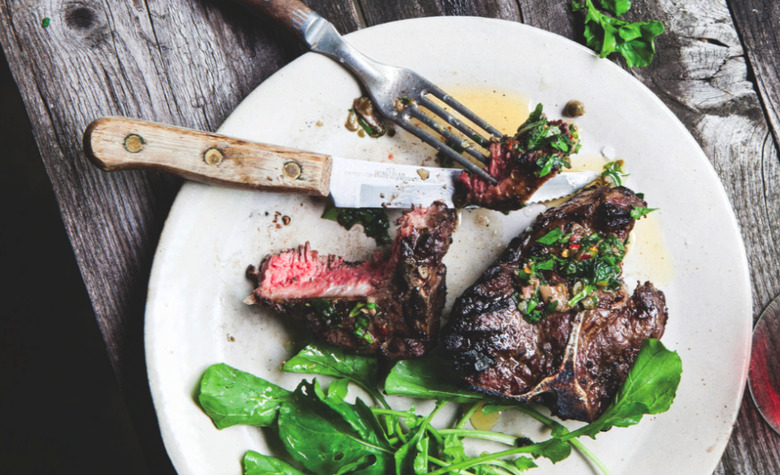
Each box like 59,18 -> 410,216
124,134 -> 144,153
283,161 -> 302,180
203,147 -> 224,166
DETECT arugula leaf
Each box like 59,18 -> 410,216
277,379 -> 392,474
573,338 -> 682,438
529,438 -> 572,463
630,205 -> 657,219
197,363 -> 290,429
394,400 -> 445,474
572,0 -> 664,68
385,352 -> 483,403
283,344 -> 379,395
321,203 -> 391,245
315,379 -> 390,448
442,433 -> 467,463
243,451 -> 306,475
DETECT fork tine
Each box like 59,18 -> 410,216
405,106 -> 491,164
426,85 -> 504,139
417,96 -> 493,149
395,117 -> 497,184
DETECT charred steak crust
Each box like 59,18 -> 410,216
442,186 -> 668,422
248,202 -> 456,361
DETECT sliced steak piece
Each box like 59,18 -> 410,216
442,186 -> 668,422
247,202 -> 456,360
456,105 -> 580,211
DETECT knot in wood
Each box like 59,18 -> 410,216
283,161 -> 302,180
65,5 -> 97,30
203,148 -> 224,166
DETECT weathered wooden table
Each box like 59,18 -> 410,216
2,0 -> 779,473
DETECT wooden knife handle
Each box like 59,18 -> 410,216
83,117 -> 332,197
230,0 -> 315,35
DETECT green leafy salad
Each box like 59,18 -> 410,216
197,338 -> 681,475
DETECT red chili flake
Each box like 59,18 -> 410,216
570,243 -> 581,250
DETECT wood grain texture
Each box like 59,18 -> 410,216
85,117 -> 333,196
0,1 -> 360,470
728,1 -> 780,148
2,0 -> 780,473
358,0 -> 521,24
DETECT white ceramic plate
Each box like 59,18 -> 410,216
146,17 -> 752,475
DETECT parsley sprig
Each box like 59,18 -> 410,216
572,0 -> 665,67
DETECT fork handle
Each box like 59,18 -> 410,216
83,117 -> 332,196
231,0 -> 315,35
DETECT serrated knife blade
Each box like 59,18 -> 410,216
329,156 -> 599,208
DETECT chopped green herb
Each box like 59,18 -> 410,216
602,160 -> 629,186
309,299 -> 341,327
353,313 -> 374,345
41,17 -> 50,28
321,202 -> 391,245
572,0 -> 664,67
515,231 -> 628,322
631,206 -> 657,219
537,228 -> 570,245
513,104 -> 579,177
537,154 -> 572,178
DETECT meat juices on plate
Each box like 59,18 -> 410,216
443,186 -> 668,422
247,202 -> 456,361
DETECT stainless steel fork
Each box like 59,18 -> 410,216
232,0 -> 501,183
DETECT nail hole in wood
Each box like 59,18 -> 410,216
204,147 -> 224,166
283,161 -> 302,180
124,134 -> 144,153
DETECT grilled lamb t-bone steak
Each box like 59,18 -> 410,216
442,186 -> 668,422
247,202 -> 456,360
456,104 -> 580,211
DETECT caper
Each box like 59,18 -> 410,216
563,100 -> 586,117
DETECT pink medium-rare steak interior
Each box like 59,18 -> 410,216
255,242 -> 387,300
247,202 -> 457,360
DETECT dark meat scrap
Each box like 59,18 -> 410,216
442,186 -> 668,422
457,104 -> 580,211
247,202 -> 456,361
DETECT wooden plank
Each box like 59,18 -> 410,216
0,0 -> 358,472
358,0 -> 521,24
518,0 -> 780,473
3,0 -> 779,473
728,0 -> 780,149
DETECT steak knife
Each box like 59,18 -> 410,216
84,117 -> 599,208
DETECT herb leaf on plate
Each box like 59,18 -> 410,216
198,363 -> 290,429
321,203 -> 391,245
570,338 -> 682,438
384,351 -> 482,403
283,343 -> 387,406
630,205 -> 657,219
